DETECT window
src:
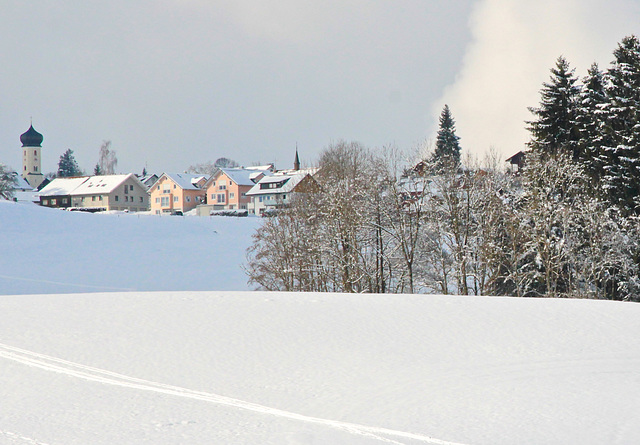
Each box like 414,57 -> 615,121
51,199 -> 57,205
62,198 -> 68,204
34,150 -> 37,155
217,193 -> 225,203
130,185 -> 134,191
92,196 -> 96,201
43,199 -> 49,205
34,166 -> 38,172
186,196 -> 191,202
155,197 -> 160,203
174,196 -> 179,202
161,196 -> 169,207
211,194 -> 215,200
24,166 -> 26,171
115,196 -> 119,202
218,185 -> 226,190
229,192 -> 235,200
124,186 -> 128,194
140,197 -> 144,202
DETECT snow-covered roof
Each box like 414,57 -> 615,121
160,173 -> 209,190
10,173 -> 35,191
245,164 -> 274,172
72,174 -> 133,195
246,172 -> 311,196
219,168 -> 269,187
38,177 -> 89,196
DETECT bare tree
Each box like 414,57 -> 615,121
97,141 -> 118,175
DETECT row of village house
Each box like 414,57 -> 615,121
35,164 -> 318,216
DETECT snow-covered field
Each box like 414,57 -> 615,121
1,201 -> 640,444
0,200 -> 259,295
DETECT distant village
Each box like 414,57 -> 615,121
6,124 -> 319,216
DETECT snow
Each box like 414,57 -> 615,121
1,200 -> 640,444
70,174 -> 137,195
0,200 -> 259,295
219,168 -> 271,187
37,177 -> 89,196
157,173 -> 208,190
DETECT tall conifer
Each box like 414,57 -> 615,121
527,56 -> 581,158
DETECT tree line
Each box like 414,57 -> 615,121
245,35 -> 640,301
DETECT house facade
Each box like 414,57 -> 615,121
39,174 -> 150,212
70,174 -> 149,212
203,168 -> 268,212
38,177 -> 88,209
149,173 -> 208,215
246,170 -> 318,215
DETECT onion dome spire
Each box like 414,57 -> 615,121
20,124 -> 43,147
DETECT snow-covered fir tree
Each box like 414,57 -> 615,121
527,56 -> 581,158
599,35 -> 640,215
0,164 -> 17,199
575,63 -> 609,180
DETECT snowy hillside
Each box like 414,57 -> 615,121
0,201 -> 260,295
0,292 -> 639,444
1,201 -> 640,444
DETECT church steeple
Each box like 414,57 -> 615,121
293,145 -> 300,171
20,122 -> 44,189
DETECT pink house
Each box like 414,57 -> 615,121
149,173 -> 208,215
203,168 -> 269,211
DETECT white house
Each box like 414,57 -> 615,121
245,170 -> 318,215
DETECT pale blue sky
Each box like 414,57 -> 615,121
0,0 -> 638,174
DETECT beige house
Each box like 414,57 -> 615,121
149,173 -> 208,215
39,174 -> 150,212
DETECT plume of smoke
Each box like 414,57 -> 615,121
433,0 -> 640,160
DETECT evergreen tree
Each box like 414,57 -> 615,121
599,35 -> 640,215
432,105 -> 461,171
575,63 -> 609,180
94,163 -> 102,176
527,56 -> 581,158
57,149 -> 82,177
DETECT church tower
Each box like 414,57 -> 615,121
293,147 -> 300,171
21,124 -> 44,189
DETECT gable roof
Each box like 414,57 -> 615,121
72,174 -> 135,195
38,174 -> 145,197
38,177 -> 89,196
220,168 -> 268,187
246,172 -> 311,196
10,173 -> 35,191
156,173 -> 209,190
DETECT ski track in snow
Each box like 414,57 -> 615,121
0,430 -> 52,445
0,273 -> 135,292
0,343 -> 465,445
